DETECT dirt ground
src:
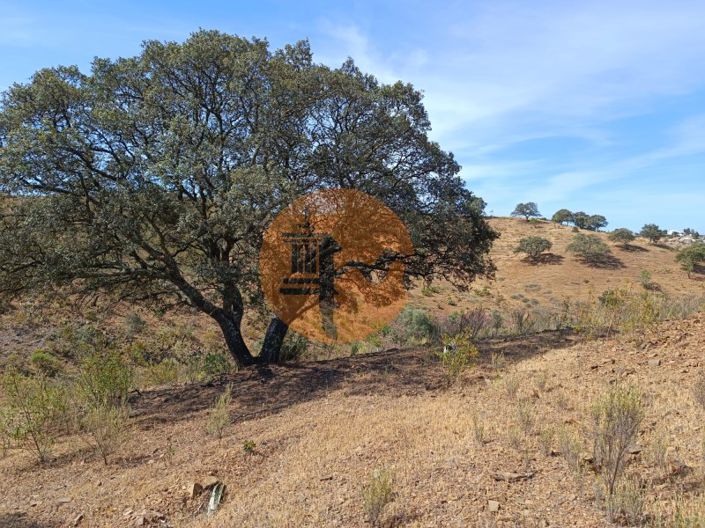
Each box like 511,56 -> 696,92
2,313 -> 705,527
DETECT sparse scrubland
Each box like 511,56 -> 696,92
1,217 -> 705,527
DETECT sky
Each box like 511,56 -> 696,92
1,0 -> 704,232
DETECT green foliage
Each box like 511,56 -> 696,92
571,211 -> 608,231
0,30 -> 498,367
77,351 -> 133,408
513,236 -> 552,262
676,242 -> 705,276
29,350 -> 62,377
81,404 -> 129,464
389,307 -> 439,345
609,228 -> 636,246
551,208 -> 574,225
437,333 -> 479,382
511,202 -> 541,220
591,384 -> 644,497
206,384 -> 232,440
279,332 -> 309,362
362,468 -> 394,527
242,440 -> 256,454
567,233 -> 612,264
640,223 -> 668,244
0,370 -> 68,462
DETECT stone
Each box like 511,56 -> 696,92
488,500 -> 500,512
72,513 -> 84,526
187,482 -> 203,499
648,358 -> 661,367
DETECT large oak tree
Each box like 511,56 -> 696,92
0,31 -> 497,367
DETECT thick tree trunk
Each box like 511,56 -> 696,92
259,316 -> 289,364
214,310 -> 256,368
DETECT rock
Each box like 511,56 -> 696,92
134,510 -> 164,526
187,482 -> 203,499
72,513 -> 84,526
56,497 -> 72,505
648,358 -> 661,367
202,476 -> 221,489
488,500 -> 501,512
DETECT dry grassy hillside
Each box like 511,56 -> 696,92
1,218 -> 705,528
410,217 -> 704,317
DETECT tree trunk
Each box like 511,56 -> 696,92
259,316 -> 289,364
214,310 -> 256,368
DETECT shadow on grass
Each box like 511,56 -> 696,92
618,244 -> 648,253
576,254 -> 626,269
521,253 -> 564,265
130,329 -> 578,428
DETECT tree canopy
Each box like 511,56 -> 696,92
513,236 -> 552,263
608,228 -> 636,247
567,233 -> 613,265
0,31 -> 498,367
511,202 -> 541,221
676,243 -> 705,277
640,224 -> 667,244
551,209 -> 573,225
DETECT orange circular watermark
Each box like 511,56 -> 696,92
259,189 -> 413,343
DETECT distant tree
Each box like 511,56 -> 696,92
0,31 -> 499,367
551,209 -> 574,225
514,236 -> 553,263
572,211 -> 591,229
676,243 -> 705,278
587,215 -> 608,231
683,228 -> 701,238
567,233 -> 612,265
640,224 -> 667,244
608,228 -> 636,248
511,202 -> 541,221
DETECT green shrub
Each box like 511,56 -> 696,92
29,350 -> 62,377
567,233 -> 613,264
206,384 -> 232,440
142,358 -> 180,387
609,228 -> 636,247
389,307 -> 439,345
437,333 -> 478,383
82,404 -> 129,464
242,440 -> 256,454
591,384 -> 644,497
78,351 -> 133,408
0,370 -> 68,462
514,236 -> 552,262
279,332 -> 309,362
362,468 -> 394,527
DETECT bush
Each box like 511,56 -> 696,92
82,404 -> 129,464
388,307 -> 439,345
439,308 -> 489,339
609,228 -> 636,247
0,370 -> 67,462
279,332 -> 309,362
437,333 -> 478,383
362,468 -> 394,527
676,242 -> 705,277
142,358 -> 180,387
513,236 -> 552,262
567,233 -> 612,264
78,351 -> 133,408
29,350 -> 62,377
206,384 -> 232,440
591,384 -> 644,497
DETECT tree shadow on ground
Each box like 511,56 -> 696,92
618,244 -> 648,253
0,513 -> 57,528
130,329 -> 579,428
653,243 -> 675,251
521,253 -> 564,266
576,254 -> 626,269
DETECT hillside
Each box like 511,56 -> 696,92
409,217 -> 703,317
1,218 -> 705,527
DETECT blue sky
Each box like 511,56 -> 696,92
1,1 -> 704,232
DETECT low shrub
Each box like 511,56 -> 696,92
437,333 -> 478,383
82,404 -> 129,464
362,468 -> 394,527
206,384 -> 232,440
29,350 -> 63,377
78,350 -> 132,408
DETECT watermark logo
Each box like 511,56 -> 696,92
259,189 -> 413,343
